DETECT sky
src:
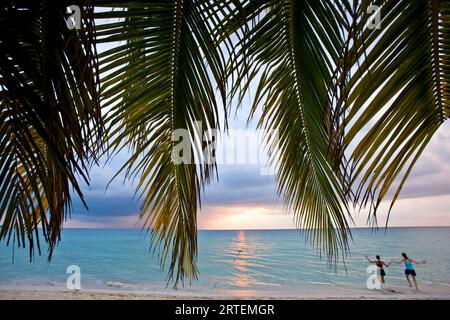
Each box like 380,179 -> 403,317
66,110 -> 450,230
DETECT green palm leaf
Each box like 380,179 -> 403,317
95,0 -> 228,285
227,0 -> 353,260
0,0 -> 102,258
336,0 -> 450,226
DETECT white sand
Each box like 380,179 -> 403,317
1,283 -> 450,300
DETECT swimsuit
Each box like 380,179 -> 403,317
404,259 -> 416,276
376,260 -> 386,276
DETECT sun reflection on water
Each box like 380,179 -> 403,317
228,230 -> 257,296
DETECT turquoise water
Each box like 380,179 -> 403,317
1,228 -> 450,295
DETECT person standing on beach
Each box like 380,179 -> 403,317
395,253 -> 426,291
365,255 -> 390,286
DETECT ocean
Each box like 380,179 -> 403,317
1,227 -> 450,296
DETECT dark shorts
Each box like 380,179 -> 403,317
405,269 -> 416,276
380,269 -> 386,277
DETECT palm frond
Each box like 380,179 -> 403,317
227,0 -> 353,260
95,0 -> 229,285
336,0 -> 450,226
0,0 -> 102,258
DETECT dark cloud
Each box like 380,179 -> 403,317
202,165 -> 281,205
68,112 -> 450,224
71,151 -> 139,218
72,195 -> 139,217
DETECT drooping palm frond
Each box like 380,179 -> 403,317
95,0 -> 230,285
0,1 -> 101,257
335,0 -> 450,226
227,0 -> 354,260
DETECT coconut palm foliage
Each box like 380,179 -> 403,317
0,0 -> 449,285
226,0 -> 355,259
94,0 -> 231,284
334,0 -> 450,226
0,1 -> 101,258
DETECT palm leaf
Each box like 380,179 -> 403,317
95,0 -> 229,285
336,0 -> 450,226
0,0 -> 102,258
227,0 -> 353,260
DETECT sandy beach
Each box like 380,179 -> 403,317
1,283 -> 450,300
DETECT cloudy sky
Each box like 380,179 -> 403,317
64,10 -> 450,230
66,106 -> 450,230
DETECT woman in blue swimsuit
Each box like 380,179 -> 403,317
396,252 -> 426,291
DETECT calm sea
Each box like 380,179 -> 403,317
1,228 -> 450,295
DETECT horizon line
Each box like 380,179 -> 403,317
57,225 -> 450,231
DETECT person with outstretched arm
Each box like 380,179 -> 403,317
394,252 -> 426,291
365,255 -> 391,286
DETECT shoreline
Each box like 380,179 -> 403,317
1,283 -> 450,300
